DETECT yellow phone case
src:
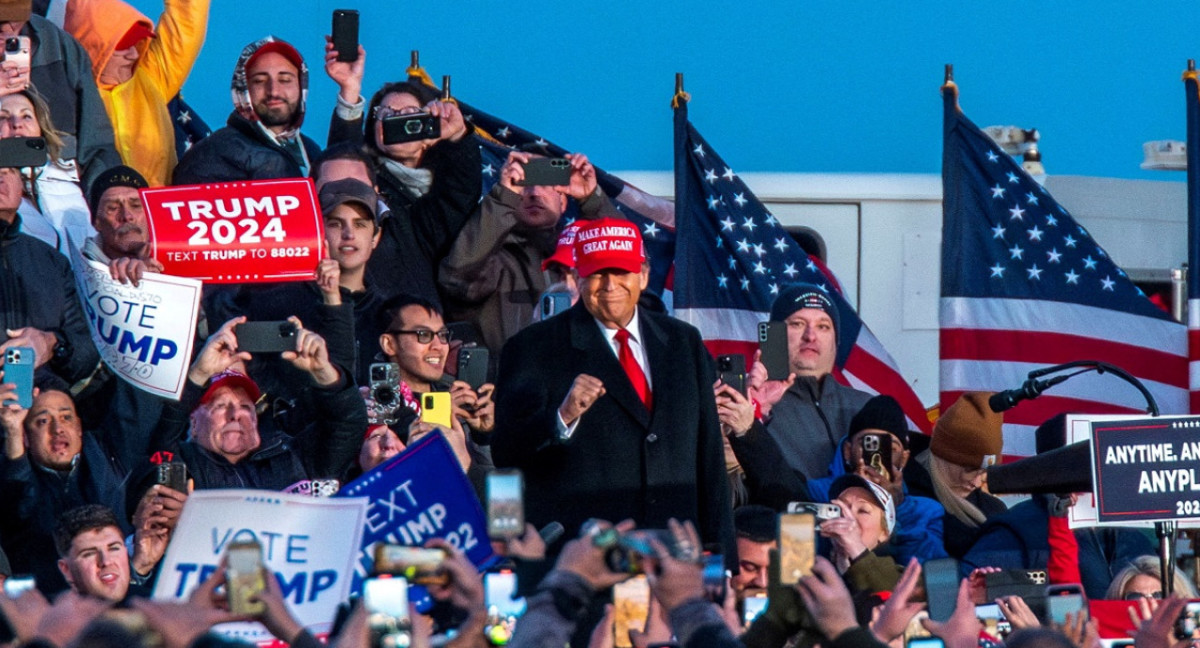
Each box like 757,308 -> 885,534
420,392 -> 453,429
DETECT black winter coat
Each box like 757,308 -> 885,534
173,112 -> 322,184
0,216 -> 99,386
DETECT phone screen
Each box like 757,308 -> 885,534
1047,593 -> 1084,625
777,513 -> 815,585
487,470 -> 525,539
907,638 -> 946,648
743,592 -> 768,628
612,576 -> 650,648
922,558 -> 960,623
484,571 -> 526,618
365,576 -> 410,619
2,576 -> 34,598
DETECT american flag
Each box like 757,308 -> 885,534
941,80 -> 1187,456
672,95 -> 933,434
1186,65 -> 1200,414
407,67 -> 678,294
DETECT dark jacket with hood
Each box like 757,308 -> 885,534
0,215 -> 99,387
173,37 -> 320,184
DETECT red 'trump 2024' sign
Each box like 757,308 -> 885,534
142,179 -> 324,284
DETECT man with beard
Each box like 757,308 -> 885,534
173,36 -> 320,183
440,150 -> 622,356
82,165 -> 162,286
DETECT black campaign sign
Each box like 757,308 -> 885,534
1091,417 -> 1200,524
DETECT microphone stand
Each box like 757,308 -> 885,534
1021,360 -> 1169,593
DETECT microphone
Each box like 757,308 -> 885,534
988,375 -> 1068,413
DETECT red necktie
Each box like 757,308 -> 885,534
614,328 -> 652,409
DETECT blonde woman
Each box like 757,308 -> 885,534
0,86 -> 94,257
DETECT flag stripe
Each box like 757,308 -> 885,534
940,358 -> 1188,414
941,329 -> 1186,388
843,346 -> 933,432
941,296 -> 1185,355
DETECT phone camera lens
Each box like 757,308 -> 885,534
5,38 -> 18,52
373,385 -> 397,407
404,120 -> 422,134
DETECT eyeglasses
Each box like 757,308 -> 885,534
388,328 -> 451,344
1123,591 -> 1164,600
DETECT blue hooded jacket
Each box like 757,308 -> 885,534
809,434 -> 949,564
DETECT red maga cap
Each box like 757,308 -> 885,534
542,221 -> 582,271
572,218 -> 645,277
199,370 -> 262,406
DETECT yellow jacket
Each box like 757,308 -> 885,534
65,0 -> 209,186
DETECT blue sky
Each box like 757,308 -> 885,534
127,1 -> 1198,181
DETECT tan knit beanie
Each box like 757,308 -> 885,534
931,392 -> 1003,469
0,0 -> 30,22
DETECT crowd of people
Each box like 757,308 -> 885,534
0,0 -> 1192,647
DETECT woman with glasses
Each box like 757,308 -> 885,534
1106,555 -> 1196,600
323,40 -> 481,307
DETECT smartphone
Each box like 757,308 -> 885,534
0,136 -> 47,169
2,346 -> 34,408
3,575 -> 34,598
2,36 -> 30,72
156,461 -> 188,493
457,346 -> 490,391
777,513 -> 815,585
758,321 -> 790,381
975,603 -> 1011,637
861,433 -> 893,479
702,554 -> 727,603
716,353 -> 746,395
225,540 -> 266,617
331,9 -> 359,62
516,157 -> 571,186
487,469 -> 525,539
1176,601 -> 1200,640
382,112 -> 440,145
373,544 -> 448,586
540,291 -> 573,319
364,576 -> 412,648
419,392 -> 453,429
368,362 -> 402,425
922,558 -> 960,624
484,570 -> 527,619
907,637 -> 945,648
234,320 -> 298,353
612,575 -> 650,648
1045,583 -> 1085,625
743,590 -> 768,629
786,502 -> 841,523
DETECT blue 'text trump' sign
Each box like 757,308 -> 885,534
336,431 -> 496,605
1090,416 -> 1200,524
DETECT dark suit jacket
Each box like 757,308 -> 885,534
492,302 -> 734,559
